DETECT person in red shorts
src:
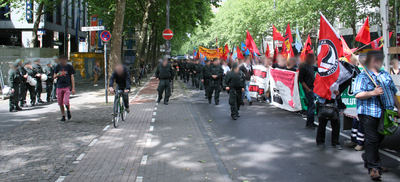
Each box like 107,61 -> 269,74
54,55 -> 75,121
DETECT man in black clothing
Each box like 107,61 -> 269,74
16,59 -> 28,107
202,59 -> 211,98
33,59 -> 45,104
298,54 -> 317,128
208,59 -> 223,105
156,57 -> 174,105
24,61 -> 37,106
224,62 -> 245,120
109,63 -> 131,113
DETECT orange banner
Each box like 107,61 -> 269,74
198,46 -> 224,59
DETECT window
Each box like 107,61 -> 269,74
0,3 -> 11,20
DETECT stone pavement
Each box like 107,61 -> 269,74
62,79 -> 228,182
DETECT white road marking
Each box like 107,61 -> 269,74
154,107 -> 157,110
313,121 -> 400,162
136,176 -> 143,182
55,176 -> 66,182
88,139 -> 98,147
151,118 -> 155,123
76,153 -> 85,161
153,112 -> 157,116
145,138 -> 152,146
140,155 -> 148,165
103,125 -> 110,131
156,103 -> 159,106
149,126 -> 154,131
72,161 -> 79,164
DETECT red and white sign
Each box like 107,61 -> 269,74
100,30 -> 111,42
269,68 -> 302,111
162,29 -> 173,40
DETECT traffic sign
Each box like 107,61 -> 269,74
100,30 -> 111,42
81,26 -> 105,32
162,29 -> 173,40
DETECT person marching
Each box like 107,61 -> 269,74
208,58 -> 223,105
33,59 -> 45,104
24,61 -> 37,106
193,59 -> 202,89
54,55 -> 76,121
202,59 -> 211,99
8,62 -> 22,112
240,56 -> 254,105
156,56 -> 174,105
353,51 -> 400,180
224,62 -> 245,120
44,60 -> 55,103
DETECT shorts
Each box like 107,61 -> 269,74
56,87 -> 71,106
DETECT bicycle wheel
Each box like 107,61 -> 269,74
113,98 -> 121,128
121,97 -> 126,121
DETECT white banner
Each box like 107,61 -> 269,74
249,65 -> 269,98
269,68 -> 302,111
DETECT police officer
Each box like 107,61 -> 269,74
8,62 -> 22,112
15,59 -> 28,107
156,56 -> 174,105
25,61 -> 37,106
193,59 -> 202,88
208,58 -> 223,105
224,62 -> 245,120
202,59 -> 211,98
44,60 -> 54,102
33,59 -> 44,104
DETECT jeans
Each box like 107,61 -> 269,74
316,106 -> 340,145
305,91 -> 315,126
114,91 -> 129,110
358,114 -> 384,170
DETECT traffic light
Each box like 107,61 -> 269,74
26,0 -> 33,23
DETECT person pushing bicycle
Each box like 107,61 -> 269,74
109,63 -> 131,113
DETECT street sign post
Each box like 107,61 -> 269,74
100,30 -> 111,103
81,26 -> 105,32
162,29 -> 173,40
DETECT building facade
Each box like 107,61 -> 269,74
0,0 -> 88,55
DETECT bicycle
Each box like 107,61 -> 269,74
112,90 -> 127,128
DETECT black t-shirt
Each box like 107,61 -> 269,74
54,64 -> 75,88
298,63 -> 315,91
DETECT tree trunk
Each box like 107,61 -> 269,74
109,0 -> 127,76
151,28 -> 158,67
145,26 -> 154,64
32,2 -> 45,47
136,0 -> 153,61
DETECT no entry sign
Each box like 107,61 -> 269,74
162,29 -> 173,40
100,30 -> 111,42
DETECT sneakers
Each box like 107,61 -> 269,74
67,111 -> 72,120
126,107 -> 130,113
231,115 -> 238,120
60,116 -> 66,122
164,102 -> 169,105
16,107 -> 23,111
332,145 -> 343,150
354,145 -> 364,151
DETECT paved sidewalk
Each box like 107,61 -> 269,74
64,78 -> 158,182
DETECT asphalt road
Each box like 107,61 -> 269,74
182,83 -> 400,182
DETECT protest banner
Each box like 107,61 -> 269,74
249,65 -> 269,98
269,68 -> 302,111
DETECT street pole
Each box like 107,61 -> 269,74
104,42 -> 108,103
380,0 -> 390,71
166,0 -> 170,56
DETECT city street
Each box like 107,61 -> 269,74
5,78 -> 392,182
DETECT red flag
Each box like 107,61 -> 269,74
313,13 -> 343,100
272,25 -> 285,41
272,47 -> 279,64
370,32 -> 393,50
220,44 -> 229,60
195,50 -> 200,59
246,30 -> 260,55
237,46 -> 244,60
341,36 -> 353,62
300,35 -> 312,61
355,17 -> 371,45
265,44 -> 271,58
282,23 -> 294,57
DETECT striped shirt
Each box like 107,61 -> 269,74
352,70 -> 397,118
